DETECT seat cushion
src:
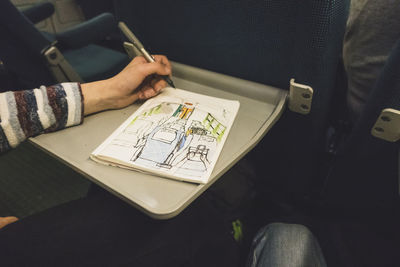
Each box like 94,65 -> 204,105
63,44 -> 129,82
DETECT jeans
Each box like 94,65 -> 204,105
247,223 -> 327,267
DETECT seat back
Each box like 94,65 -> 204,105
114,0 -> 349,195
323,39 -> 400,208
0,0 -> 129,89
0,0 -> 55,90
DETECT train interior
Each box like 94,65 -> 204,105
1,0 -> 400,266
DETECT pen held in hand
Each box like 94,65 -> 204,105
142,50 -> 175,88
118,22 -> 176,89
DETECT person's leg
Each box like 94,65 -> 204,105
0,190 -> 239,266
247,223 -> 327,267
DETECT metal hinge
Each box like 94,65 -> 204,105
288,78 -> 313,115
371,108 -> 400,142
43,46 -> 83,83
43,46 -> 63,66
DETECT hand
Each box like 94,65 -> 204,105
81,55 -> 172,115
0,216 -> 18,229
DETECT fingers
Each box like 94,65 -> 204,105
118,54 -> 171,102
138,61 -> 171,78
138,78 -> 167,100
0,216 -> 18,229
151,76 -> 167,91
138,86 -> 156,100
133,55 -> 171,69
131,55 -> 172,77
153,55 -> 172,71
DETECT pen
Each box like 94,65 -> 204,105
118,22 -> 176,88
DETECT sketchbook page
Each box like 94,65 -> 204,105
91,87 -> 240,184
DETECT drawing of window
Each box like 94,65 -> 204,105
202,113 -> 226,141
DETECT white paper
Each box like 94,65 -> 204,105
91,88 -> 240,184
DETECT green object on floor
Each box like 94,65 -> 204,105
232,219 -> 243,242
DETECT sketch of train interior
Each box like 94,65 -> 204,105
118,101 -> 228,178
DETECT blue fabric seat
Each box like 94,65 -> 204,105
0,0 -> 129,90
63,44 -> 128,82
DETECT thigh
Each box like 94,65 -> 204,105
0,189 -> 239,266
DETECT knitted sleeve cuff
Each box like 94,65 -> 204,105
0,82 -> 84,153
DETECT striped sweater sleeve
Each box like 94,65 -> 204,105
0,82 -> 84,153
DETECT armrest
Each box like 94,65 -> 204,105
22,2 -> 54,24
56,12 -> 116,49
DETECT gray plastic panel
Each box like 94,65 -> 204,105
30,62 -> 287,219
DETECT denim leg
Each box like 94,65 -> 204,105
247,223 -> 327,267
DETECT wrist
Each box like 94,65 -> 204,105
81,77 -> 140,116
81,79 -> 113,115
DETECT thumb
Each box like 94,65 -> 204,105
139,61 -> 171,77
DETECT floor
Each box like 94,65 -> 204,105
0,141 -> 90,218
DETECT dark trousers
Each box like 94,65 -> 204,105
0,187 -> 239,266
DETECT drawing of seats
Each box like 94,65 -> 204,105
174,144 -> 210,176
188,145 -> 209,162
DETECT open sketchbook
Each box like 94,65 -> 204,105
90,88 -> 240,184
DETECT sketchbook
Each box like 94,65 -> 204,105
90,87 -> 240,184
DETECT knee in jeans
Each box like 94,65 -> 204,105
269,222 -> 311,233
248,223 -> 326,267
264,223 -> 314,243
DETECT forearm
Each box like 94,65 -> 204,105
0,55 -> 171,153
0,83 -> 83,153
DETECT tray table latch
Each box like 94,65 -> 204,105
371,108 -> 400,142
288,78 -> 313,115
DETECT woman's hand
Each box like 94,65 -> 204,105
0,216 -> 18,229
81,55 -> 172,115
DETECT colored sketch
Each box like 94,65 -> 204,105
92,88 -> 239,183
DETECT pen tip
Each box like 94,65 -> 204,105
164,76 -> 176,89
